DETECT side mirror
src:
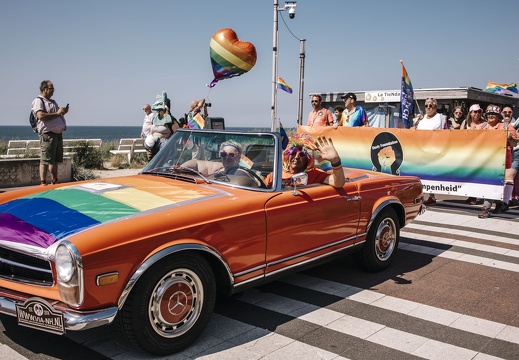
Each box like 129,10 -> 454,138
291,172 -> 308,195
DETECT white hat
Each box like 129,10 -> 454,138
469,104 -> 482,112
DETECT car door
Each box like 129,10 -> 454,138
264,181 -> 360,274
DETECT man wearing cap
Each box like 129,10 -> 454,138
334,92 -> 368,128
477,105 -> 518,218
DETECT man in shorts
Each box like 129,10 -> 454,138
31,80 -> 68,185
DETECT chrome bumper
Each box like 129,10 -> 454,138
0,290 -> 118,332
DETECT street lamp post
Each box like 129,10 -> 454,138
271,0 -> 297,131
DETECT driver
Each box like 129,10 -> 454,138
181,140 -> 263,187
264,134 -> 345,188
181,140 -> 243,175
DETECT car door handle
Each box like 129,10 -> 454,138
346,196 -> 361,201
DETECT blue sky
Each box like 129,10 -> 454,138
2,0 -> 518,128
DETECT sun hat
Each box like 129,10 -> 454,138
152,102 -> 166,111
469,104 -> 482,112
485,105 -> 502,117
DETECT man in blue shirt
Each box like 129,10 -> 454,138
334,92 -> 369,128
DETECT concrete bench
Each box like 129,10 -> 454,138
109,138 -> 146,163
0,139 -> 102,159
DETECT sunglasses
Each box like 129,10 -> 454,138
503,111 -> 513,115
487,114 -> 498,118
472,110 -> 482,114
311,100 -> 320,103
424,104 -> 435,109
220,152 -> 238,158
454,112 -> 462,115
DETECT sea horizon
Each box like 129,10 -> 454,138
0,125 -> 273,143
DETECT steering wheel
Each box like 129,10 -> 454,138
224,166 -> 267,189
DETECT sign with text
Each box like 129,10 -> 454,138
364,90 -> 401,103
299,126 -> 506,200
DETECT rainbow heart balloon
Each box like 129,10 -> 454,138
209,28 -> 257,88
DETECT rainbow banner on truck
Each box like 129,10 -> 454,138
299,126 -> 506,200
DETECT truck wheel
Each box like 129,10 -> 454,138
354,208 -> 400,272
116,252 -> 216,355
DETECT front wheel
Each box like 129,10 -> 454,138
116,252 -> 216,355
354,208 -> 400,272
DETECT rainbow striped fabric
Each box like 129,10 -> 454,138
485,81 -> 518,96
209,28 -> 257,88
188,113 -> 205,129
0,180 -> 218,248
277,77 -> 293,94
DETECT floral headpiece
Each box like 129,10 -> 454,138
282,133 -> 316,171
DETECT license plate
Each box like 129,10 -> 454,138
16,297 -> 65,335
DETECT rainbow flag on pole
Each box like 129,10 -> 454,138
277,77 -> 293,94
485,81 -> 519,97
399,61 -> 414,129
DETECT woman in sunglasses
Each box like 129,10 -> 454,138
264,134 -> 345,188
448,106 -> 465,129
465,104 -> 486,129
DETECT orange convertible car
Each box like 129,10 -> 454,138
0,129 -> 423,355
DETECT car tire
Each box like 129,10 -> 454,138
115,252 -> 216,355
354,207 -> 400,272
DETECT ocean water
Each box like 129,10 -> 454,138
0,126 -> 271,143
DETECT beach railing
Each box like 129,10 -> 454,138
0,139 -> 102,158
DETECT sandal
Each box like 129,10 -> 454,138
40,180 -> 47,186
51,180 -> 59,185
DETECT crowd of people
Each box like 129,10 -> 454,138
304,92 -> 519,218
411,99 -> 519,219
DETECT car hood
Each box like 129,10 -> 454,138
0,175 -> 226,249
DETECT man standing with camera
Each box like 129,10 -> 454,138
31,80 -> 68,186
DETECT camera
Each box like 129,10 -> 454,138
205,103 -> 211,107
288,7 -> 295,18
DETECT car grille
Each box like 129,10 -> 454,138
0,247 -> 54,286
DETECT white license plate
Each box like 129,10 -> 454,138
15,297 -> 65,335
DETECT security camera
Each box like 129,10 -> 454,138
288,7 -> 295,19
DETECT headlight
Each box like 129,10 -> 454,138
55,246 -> 74,282
54,242 -> 83,307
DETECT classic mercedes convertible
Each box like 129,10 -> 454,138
0,129 -> 423,355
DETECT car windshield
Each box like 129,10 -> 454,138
143,129 -> 278,190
